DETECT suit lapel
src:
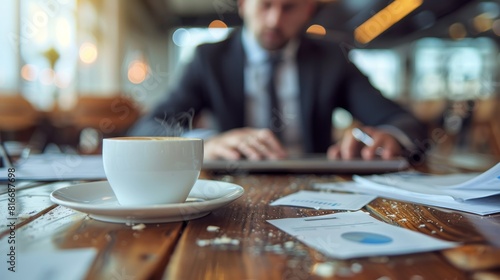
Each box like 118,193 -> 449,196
297,38 -> 317,152
222,30 -> 246,128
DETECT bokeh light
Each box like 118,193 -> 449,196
55,17 -> 72,48
306,24 -> 327,36
21,64 -> 38,81
208,20 -> 228,39
172,28 -> 191,47
128,60 -> 148,84
209,20 -> 227,29
79,42 -> 98,64
39,68 -> 55,85
54,72 -> 70,89
492,19 -> 500,36
449,23 -> 467,40
473,13 -> 493,33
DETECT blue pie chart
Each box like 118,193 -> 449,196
341,232 -> 393,244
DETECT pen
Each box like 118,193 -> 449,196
352,127 -> 374,146
351,128 -> 383,155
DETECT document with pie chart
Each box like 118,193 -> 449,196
267,211 -> 458,259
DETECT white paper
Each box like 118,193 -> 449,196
0,248 -> 97,280
0,154 -> 106,181
315,181 -> 500,216
270,190 -> 376,210
267,211 -> 457,259
355,163 -> 500,201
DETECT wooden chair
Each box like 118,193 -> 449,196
0,94 -> 41,143
70,94 -> 141,153
410,98 -> 453,153
410,98 -> 447,125
470,97 -> 500,158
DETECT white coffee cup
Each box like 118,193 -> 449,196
102,137 -> 203,206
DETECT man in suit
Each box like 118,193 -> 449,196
129,0 -> 426,161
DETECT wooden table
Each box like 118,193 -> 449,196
1,169 -> 500,280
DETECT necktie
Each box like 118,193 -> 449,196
268,53 -> 283,139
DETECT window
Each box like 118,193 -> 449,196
0,1 -> 18,91
19,0 -> 77,110
349,49 -> 404,99
411,37 -> 497,100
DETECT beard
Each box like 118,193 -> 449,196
257,28 -> 289,51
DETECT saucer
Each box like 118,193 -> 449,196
50,179 -> 244,223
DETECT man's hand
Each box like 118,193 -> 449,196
327,126 -> 402,160
204,128 -> 287,160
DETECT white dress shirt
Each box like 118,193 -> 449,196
240,28 -> 303,155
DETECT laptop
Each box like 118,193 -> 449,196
202,154 -> 409,174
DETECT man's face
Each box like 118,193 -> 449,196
239,0 -> 315,50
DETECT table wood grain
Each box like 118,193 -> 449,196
1,181 -> 184,279
1,171 -> 500,279
164,174 -> 482,280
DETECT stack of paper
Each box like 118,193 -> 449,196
315,163 -> 500,215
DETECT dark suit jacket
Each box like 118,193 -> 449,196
129,28 -> 426,154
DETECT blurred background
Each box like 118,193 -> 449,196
1,0 -> 499,169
